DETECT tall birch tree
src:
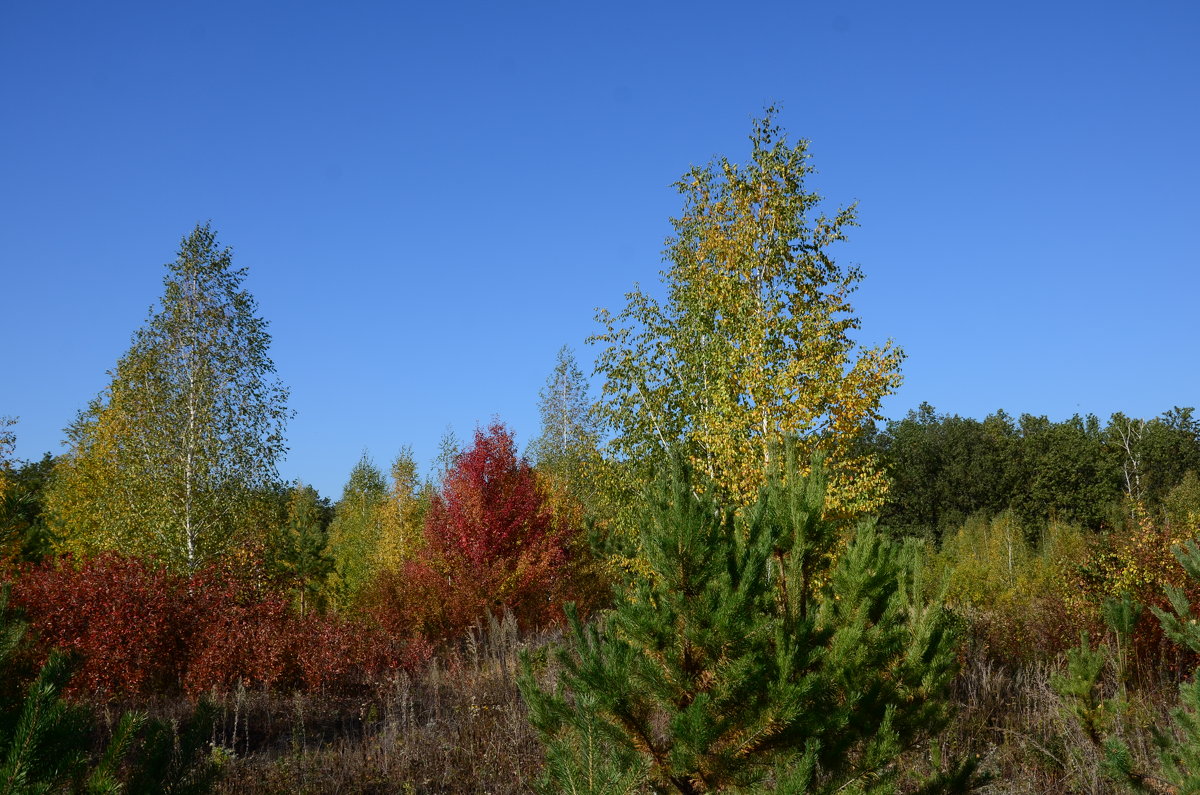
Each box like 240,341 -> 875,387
591,109 -> 904,514
47,223 -> 290,570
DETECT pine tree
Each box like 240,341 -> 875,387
520,447 -> 968,794
272,482 -> 334,616
46,224 -> 290,570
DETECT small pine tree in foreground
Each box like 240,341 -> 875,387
1057,541 -> 1200,792
519,448 -> 973,794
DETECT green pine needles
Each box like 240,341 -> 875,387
519,446 -> 972,794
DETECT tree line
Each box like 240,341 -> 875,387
867,403 -> 1200,537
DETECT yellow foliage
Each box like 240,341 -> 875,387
1091,512 -> 1195,602
941,512 -> 1032,608
535,468 -> 583,534
46,401 -> 170,561
591,110 -> 902,520
375,450 -> 427,571
937,512 -> 1093,657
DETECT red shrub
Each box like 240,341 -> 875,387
12,554 -> 191,696
182,570 -> 296,694
10,553 -> 430,699
287,611 -> 432,691
369,422 -> 579,644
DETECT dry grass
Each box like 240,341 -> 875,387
119,613 -> 554,794
92,615 -> 1196,794
915,638 -> 1180,794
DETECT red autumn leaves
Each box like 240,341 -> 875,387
11,554 -> 432,698
370,422 -> 578,642
9,421 -> 580,698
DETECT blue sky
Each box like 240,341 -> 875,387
3,1 -> 1197,499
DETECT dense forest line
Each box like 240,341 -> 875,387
7,402 -> 1200,575
871,403 -> 1200,535
3,114 -> 1200,792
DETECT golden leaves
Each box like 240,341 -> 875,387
375,449 -> 427,572
594,110 -> 903,518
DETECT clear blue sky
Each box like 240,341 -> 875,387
3,1 -> 1197,499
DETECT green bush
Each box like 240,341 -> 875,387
936,512 -> 1092,660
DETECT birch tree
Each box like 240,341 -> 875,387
0,417 -> 15,504
591,109 -> 904,514
376,447 -> 428,570
47,223 -> 290,570
529,346 -> 599,473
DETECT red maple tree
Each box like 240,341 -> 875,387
382,422 -> 576,641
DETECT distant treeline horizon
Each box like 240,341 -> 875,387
866,402 -> 1200,537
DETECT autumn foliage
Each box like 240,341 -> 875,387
5,423 -> 581,704
10,554 -> 430,700
368,423 -> 578,643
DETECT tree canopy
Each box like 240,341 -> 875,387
591,109 -> 903,515
46,224 -> 290,570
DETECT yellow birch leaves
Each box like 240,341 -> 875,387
592,109 -> 903,515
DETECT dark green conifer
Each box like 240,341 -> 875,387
272,482 -> 335,616
520,447 -> 971,794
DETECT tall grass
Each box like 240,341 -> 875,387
916,645 -> 1177,794
203,612 -> 549,793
